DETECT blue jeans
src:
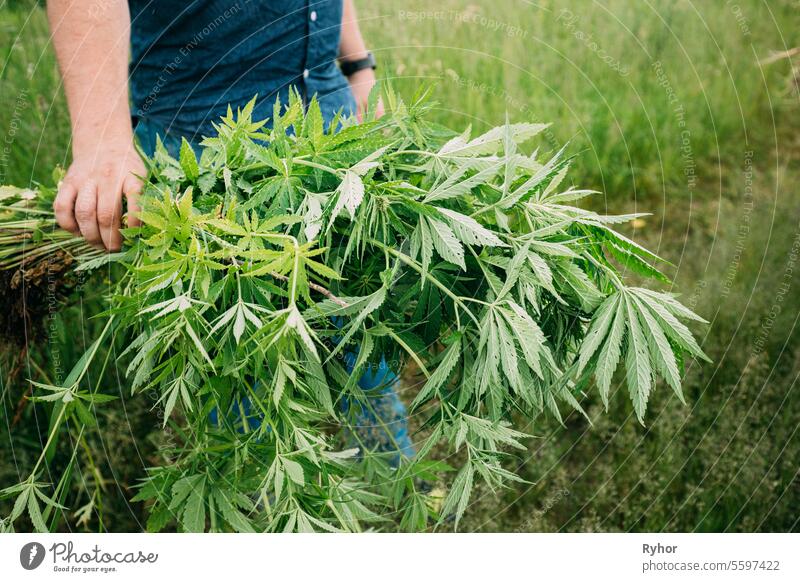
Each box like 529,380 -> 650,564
135,117 -> 414,463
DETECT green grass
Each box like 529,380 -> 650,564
0,4 -> 70,186
1,0 -> 799,531
358,0 -> 798,199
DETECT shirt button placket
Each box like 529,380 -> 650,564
302,2 -> 316,105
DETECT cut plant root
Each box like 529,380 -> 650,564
0,251 -> 79,340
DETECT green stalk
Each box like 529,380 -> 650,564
366,238 -> 479,327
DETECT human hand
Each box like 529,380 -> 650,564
54,140 -> 145,252
347,68 -> 384,122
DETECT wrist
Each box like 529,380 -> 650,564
72,129 -> 134,159
348,67 -> 376,86
71,112 -> 134,158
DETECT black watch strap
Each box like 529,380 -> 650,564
340,52 -> 376,77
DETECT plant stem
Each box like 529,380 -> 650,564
366,238 -> 479,327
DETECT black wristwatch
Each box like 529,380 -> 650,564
339,52 -> 376,77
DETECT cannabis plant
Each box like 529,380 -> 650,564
0,87 -> 708,532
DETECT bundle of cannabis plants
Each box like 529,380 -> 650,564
0,88 -> 708,532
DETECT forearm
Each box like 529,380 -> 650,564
48,0 -> 144,250
338,0 -> 381,120
339,0 -> 368,61
47,0 -> 133,156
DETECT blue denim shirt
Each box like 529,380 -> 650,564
128,0 -> 355,141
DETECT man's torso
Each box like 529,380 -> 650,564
128,0 -> 351,139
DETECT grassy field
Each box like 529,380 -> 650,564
1,0 -> 799,531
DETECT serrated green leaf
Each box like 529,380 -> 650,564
624,295 -> 652,423
595,296 -> 626,407
179,138 -> 199,181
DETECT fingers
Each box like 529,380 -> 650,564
61,178 -> 125,251
58,146 -> 144,251
74,181 -> 103,249
123,173 -> 143,227
54,181 -> 79,234
97,180 -> 123,252
58,161 -> 142,251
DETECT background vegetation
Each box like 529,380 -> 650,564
1,0 -> 798,531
